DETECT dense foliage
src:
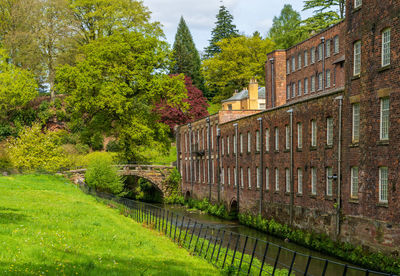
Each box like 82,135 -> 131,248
155,75 -> 208,131
85,152 -> 125,195
202,35 -> 275,101
204,5 -> 239,59
268,4 -> 307,49
56,30 -> 187,162
171,17 -> 205,93
238,213 -> 400,275
303,0 -> 345,33
6,124 -> 68,172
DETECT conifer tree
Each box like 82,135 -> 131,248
171,16 -> 204,92
204,5 -> 238,58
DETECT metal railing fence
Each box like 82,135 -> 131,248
81,186 -> 396,276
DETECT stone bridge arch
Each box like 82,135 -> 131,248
67,165 -> 176,197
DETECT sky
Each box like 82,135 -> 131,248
142,0 -> 314,52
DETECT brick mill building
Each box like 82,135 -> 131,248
176,0 -> 400,254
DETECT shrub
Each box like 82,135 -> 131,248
106,140 -> 121,152
0,124 -> 12,141
85,154 -> 125,195
7,124 -> 68,173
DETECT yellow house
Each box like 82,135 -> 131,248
221,79 -> 266,110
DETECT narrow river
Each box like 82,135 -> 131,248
153,203 -> 381,276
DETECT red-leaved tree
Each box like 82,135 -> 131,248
155,75 -> 209,131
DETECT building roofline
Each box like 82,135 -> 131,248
220,87 -> 345,126
266,49 -> 286,56
285,20 -> 345,52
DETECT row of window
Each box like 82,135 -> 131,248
286,36 -> 339,75
185,161 -> 389,204
353,28 -> 391,76
286,69 -> 336,99
183,125 -> 218,153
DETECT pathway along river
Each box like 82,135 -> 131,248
154,203 -> 381,276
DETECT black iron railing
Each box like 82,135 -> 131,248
82,186 -> 395,276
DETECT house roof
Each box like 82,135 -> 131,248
221,87 -> 265,103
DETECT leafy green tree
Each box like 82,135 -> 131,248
171,16 -> 204,92
302,0 -> 345,33
56,30 -> 187,162
7,123 -> 68,172
268,4 -> 307,49
204,5 -> 239,58
202,35 -> 275,101
0,50 -> 38,120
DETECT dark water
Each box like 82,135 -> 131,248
153,203 -> 385,276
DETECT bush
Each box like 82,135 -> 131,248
7,124 -> 68,173
0,124 -> 12,141
85,154 -> 125,195
106,140 -> 121,152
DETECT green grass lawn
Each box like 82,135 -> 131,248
0,174 -> 222,275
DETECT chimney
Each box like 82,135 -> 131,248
248,78 -> 259,109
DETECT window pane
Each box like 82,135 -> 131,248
285,125 -> 290,150
311,120 -> 317,147
247,132 -> 251,153
298,168 -> 303,194
297,123 -> 302,149
380,98 -> 389,140
275,127 -> 279,151
266,168 -> 269,190
266,128 -> 270,152
327,117 -> 333,146
379,167 -> 388,203
286,168 -> 290,193
256,167 -> 260,188
326,167 -> 333,196
275,168 -> 279,191
248,167 -> 251,189
311,167 -> 317,195
352,103 -> 360,142
351,167 -> 359,198
354,41 -> 361,76
382,29 -> 391,66
256,131 -> 260,152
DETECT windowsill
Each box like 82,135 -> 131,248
309,194 -> 317,199
256,188 -> 260,191
296,147 -> 303,152
351,75 -> 361,81
349,198 -> 359,204
325,195 -> 334,201
349,142 -> 359,148
310,146 -> 317,151
352,6 -> 361,13
378,65 -> 391,72
377,140 -> 389,146
265,150 -> 270,154
255,151 -> 260,154
285,192 -> 290,196
377,202 -> 388,208
296,193 -> 303,197
325,145 -> 333,149
284,149 -> 290,153
265,189 -> 270,193
274,150 -> 279,153
247,151 -> 251,155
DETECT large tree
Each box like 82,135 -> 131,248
55,31 -> 187,162
155,75 -> 208,132
170,17 -> 204,93
202,35 -> 275,101
268,4 -> 307,49
204,5 -> 239,58
0,49 -> 38,120
302,0 -> 345,33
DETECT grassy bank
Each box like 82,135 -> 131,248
0,174 -> 221,275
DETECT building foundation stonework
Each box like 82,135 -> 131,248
177,0 -> 400,256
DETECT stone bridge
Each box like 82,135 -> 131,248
66,165 -> 176,197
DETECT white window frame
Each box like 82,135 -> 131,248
240,133 -> 243,153
227,136 -> 230,154
275,127 -> 279,151
334,36 -> 339,54
297,122 -> 302,149
379,167 -> 388,203
285,125 -> 290,150
256,130 -> 260,152
311,47 -> 315,64
203,160 -> 206,183
318,72 -> 323,90
318,44 -> 323,61
234,167 -> 237,187
311,120 -> 317,147
304,78 -> 308,94
292,83 -> 296,98
247,131 -> 251,153
311,167 -> 317,195
221,167 -> 224,185
286,85 -> 290,100
326,39 -> 331,57
352,103 -> 360,142
298,80 -> 302,96
275,168 -> 279,191
326,117 -> 333,146
380,97 -> 390,140
298,53 -> 302,69
297,168 -> 303,194
221,137 -> 224,155
311,75 -> 315,92
326,167 -> 333,196
228,167 -> 231,186
304,50 -> 308,67
351,167 -> 359,199
240,167 -> 244,188
233,134 -> 237,154
265,128 -> 270,152
354,0 -> 362,9
287,60 -> 290,74
326,69 -> 331,88
285,168 -> 290,193
382,28 -> 391,67
256,167 -> 260,188
248,167 -> 251,189
265,168 -> 269,190
292,56 -> 295,72
354,41 -> 361,76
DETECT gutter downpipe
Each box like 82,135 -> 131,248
207,117 -> 212,201
335,95 -> 343,239
217,127 -> 221,203
188,123 -> 193,196
257,117 -> 264,215
287,109 -> 294,226
234,123 -> 239,212
270,58 -> 275,108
